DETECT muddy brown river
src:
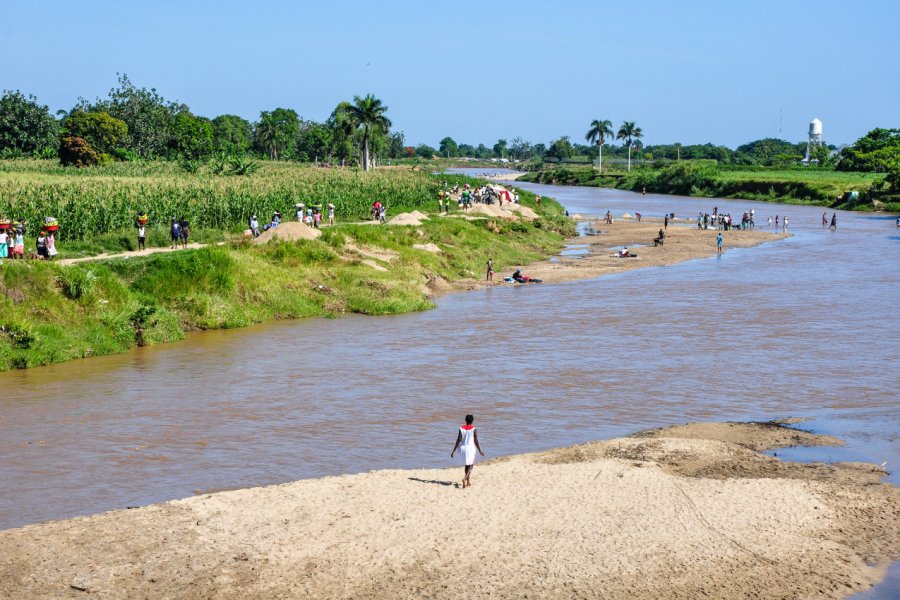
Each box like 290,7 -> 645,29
1,175 -> 898,537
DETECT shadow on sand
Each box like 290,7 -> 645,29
408,477 -> 459,488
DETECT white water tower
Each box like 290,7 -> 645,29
805,118 -> 823,163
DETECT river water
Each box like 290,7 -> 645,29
2,173 -> 898,538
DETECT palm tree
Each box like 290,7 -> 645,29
585,119 -> 614,172
616,121 -> 644,172
255,113 -> 279,160
344,94 -> 392,171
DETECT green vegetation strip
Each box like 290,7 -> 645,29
0,172 -> 572,371
519,164 -> 894,211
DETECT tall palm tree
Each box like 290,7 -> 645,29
344,94 -> 392,171
585,119 -> 614,173
616,121 -> 643,172
255,113 -> 279,160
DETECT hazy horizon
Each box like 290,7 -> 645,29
2,0 -> 897,149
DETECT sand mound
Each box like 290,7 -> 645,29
252,222 -> 321,244
467,204 -> 516,220
426,275 -> 454,294
412,243 -> 441,253
622,212 -> 634,220
508,204 -> 539,219
388,212 -> 429,226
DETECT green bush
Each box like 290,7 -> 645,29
3,322 -> 35,349
62,111 -> 128,155
58,267 -> 98,302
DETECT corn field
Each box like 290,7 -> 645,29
0,160 -> 444,240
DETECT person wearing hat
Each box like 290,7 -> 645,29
249,214 -> 260,237
328,204 -> 335,226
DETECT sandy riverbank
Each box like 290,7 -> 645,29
1,421 -> 897,599
487,171 -> 525,181
436,217 -> 788,294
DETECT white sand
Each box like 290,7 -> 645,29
1,422 -> 896,599
388,212 -> 429,226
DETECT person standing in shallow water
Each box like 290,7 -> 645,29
451,414 -> 484,489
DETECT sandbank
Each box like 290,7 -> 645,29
1,421 -> 897,599
437,218 -> 789,293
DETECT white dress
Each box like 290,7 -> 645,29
459,426 -> 477,466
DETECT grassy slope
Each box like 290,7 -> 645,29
0,184 -> 571,371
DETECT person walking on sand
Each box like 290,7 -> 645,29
450,414 -> 484,489
486,258 -> 493,282
664,214 -> 669,229
716,232 -> 723,255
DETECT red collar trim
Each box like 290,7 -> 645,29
461,425 -> 475,430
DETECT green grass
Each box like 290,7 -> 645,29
520,163 -> 886,210
0,178 -> 573,371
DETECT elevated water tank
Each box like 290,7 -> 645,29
809,118 -> 823,136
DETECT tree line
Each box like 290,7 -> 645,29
0,75 -> 396,171
0,76 -> 894,175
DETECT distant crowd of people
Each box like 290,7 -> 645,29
697,207 -> 755,231
438,183 -> 520,214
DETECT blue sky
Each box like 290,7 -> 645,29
2,0 -> 898,148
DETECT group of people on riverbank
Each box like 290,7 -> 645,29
0,219 -> 58,261
438,184 -> 520,214
246,203 -> 336,238
697,207 -> 755,231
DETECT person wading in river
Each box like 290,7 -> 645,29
450,414 -> 484,489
